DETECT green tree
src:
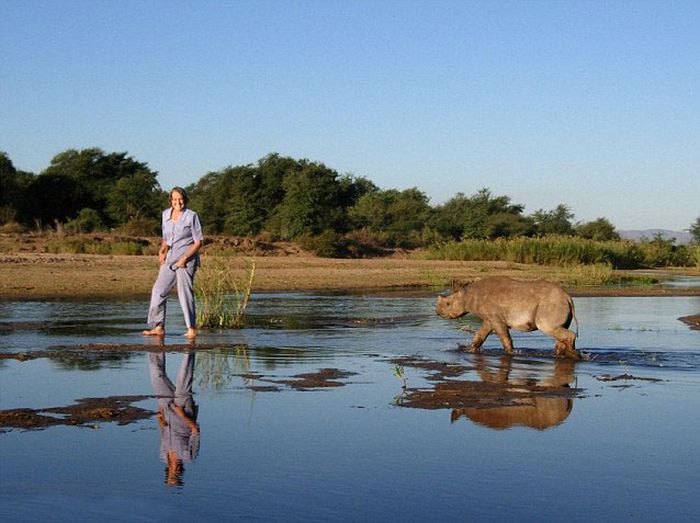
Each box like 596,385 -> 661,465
350,187 -> 431,246
689,216 -> 700,244
187,170 -> 231,233
270,161 -> 343,239
575,217 -> 620,241
430,188 -> 526,239
39,148 -> 162,226
188,154 -> 297,235
531,204 -> 575,236
0,152 -> 33,224
107,171 -> 166,224
22,173 -> 91,225
484,213 -> 535,239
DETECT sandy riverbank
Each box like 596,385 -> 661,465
1,252 -> 699,299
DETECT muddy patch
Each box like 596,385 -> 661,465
390,356 -> 471,380
596,374 -> 663,383
679,315 -> 700,330
0,318 -> 137,332
271,368 -> 357,391
0,395 -> 154,432
0,343 -> 241,363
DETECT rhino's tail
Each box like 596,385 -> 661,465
569,296 -> 579,337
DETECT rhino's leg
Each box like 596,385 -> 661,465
493,323 -> 514,354
469,321 -> 493,351
549,327 -> 579,359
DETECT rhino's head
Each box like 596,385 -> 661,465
436,290 -> 468,319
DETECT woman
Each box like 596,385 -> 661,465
143,187 -> 203,339
148,350 -> 200,487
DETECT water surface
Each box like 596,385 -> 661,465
1,293 -> 699,521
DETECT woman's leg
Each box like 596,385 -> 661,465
176,266 -> 197,337
174,351 -> 196,400
148,353 -> 175,396
145,264 -> 177,335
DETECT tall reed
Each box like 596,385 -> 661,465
195,259 -> 255,329
196,346 -> 250,390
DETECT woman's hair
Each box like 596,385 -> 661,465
169,187 -> 190,206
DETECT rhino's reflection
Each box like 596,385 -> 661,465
148,352 -> 200,487
451,355 -> 575,430
396,354 -> 579,431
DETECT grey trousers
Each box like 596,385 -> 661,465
149,352 -> 195,401
147,263 -> 197,329
149,352 -> 199,462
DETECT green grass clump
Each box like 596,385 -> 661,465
195,259 -> 255,329
44,237 -> 153,255
561,263 -> 659,286
425,236 -> 694,269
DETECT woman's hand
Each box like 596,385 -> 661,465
158,240 -> 169,265
176,256 -> 188,268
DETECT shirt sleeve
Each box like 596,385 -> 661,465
191,211 -> 203,242
161,209 -> 168,241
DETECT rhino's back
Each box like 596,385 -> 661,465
469,276 -> 563,298
467,277 -> 569,315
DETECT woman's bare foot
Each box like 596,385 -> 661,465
143,326 -> 165,336
184,328 -> 196,339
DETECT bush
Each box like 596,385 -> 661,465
425,236 -> 657,268
0,205 -> 18,225
297,230 -> 346,258
0,221 -> 26,233
119,217 -> 160,236
65,208 -> 105,233
44,235 -> 155,255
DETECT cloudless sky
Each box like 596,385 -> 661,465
1,0 -> 698,230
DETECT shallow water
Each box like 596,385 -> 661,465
1,292 -> 699,521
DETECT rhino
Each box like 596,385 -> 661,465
436,276 -> 579,359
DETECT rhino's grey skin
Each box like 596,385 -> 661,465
436,276 -> 579,359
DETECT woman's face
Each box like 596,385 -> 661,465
170,191 -> 185,212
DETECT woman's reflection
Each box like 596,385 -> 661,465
148,352 -> 200,487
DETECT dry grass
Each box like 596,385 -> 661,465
0,252 -> 698,299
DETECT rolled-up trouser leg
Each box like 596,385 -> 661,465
149,353 -> 175,396
147,264 -> 177,329
176,266 -> 197,329
174,351 -> 196,411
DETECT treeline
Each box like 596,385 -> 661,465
0,148 -> 164,235
186,153 -> 626,248
2,148 -> 698,262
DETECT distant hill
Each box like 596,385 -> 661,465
618,229 -> 692,245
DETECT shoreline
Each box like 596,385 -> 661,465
1,252 -> 699,301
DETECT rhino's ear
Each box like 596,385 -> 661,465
450,278 -> 464,292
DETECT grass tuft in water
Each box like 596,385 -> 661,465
196,346 -> 251,389
195,259 -> 255,329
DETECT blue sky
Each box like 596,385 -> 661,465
2,0 -> 698,230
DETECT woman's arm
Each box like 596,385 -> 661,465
158,240 -> 169,265
175,240 -> 202,268
173,404 -> 199,434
